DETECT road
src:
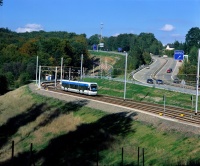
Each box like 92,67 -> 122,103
133,55 -> 198,95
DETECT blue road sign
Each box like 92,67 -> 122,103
174,50 -> 184,60
93,44 -> 97,50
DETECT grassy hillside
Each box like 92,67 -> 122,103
84,77 -> 198,110
0,85 -> 200,165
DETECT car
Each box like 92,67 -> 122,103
147,78 -> 153,84
173,78 -> 180,84
146,66 -> 150,69
167,68 -> 172,73
156,79 -> 163,84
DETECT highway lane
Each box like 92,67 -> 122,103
132,55 -> 198,95
155,57 -> 177,83
133,56 -> 167,83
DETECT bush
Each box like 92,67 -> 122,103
19,72 -> 31,85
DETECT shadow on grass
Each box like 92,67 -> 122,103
0,106 -> 137,166
35,111 -> 136,166
0,99 -> 89,147
0,103 -> 47,148
2,99 -> 200,165
0,99 -> 90,165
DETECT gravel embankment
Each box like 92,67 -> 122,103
29,83 -> 200,135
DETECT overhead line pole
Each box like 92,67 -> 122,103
36,56 -> 38,85
60,57 -> 63,84
195,49 -> 200,115
81,54 -> 83,80
38,65 -> 41,89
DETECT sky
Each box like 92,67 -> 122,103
0,0 -> 200,45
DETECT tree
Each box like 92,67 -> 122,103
142,52 -> 151,64
0,0 -> 3,6
185,27 -> 200,52
18,72 -> 31,85
19,39 -> 39,57
105,36 -> 116,51
5,72 -> 14,88
129,45 -> 144,69
0,44 -> 21,65
188,46 -> 198,65
70,35 -> 90,68
88,34 -> 99,46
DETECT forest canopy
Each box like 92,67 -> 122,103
0,27 -> 199,91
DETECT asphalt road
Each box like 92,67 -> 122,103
133,56 -> 198,95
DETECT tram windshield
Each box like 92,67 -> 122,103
90,84 -> 97,91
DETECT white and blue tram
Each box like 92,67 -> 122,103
61,80 -> 98,96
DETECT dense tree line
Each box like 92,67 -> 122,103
0,27 -> 199,92
0,28 -> 164,90
0,29 -> 90,89
176,27 -> 200,83
88,33 -> 163,76
88,27 -> 200,81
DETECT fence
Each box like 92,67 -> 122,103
6,141 -> 145,166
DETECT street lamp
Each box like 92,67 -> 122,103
124,52 -> 128,100
100,22 -> 103,42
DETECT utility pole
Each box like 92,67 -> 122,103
38,65 -> 41,89
195,49 -> 200,115
81,54 -> 83,80
36,56 -> 38,85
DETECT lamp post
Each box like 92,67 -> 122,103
36,56 -> 38,85
100,22 -> 103,42
124,52 -> 128,100
98,23 -> 103,52
195,49 -> 200,115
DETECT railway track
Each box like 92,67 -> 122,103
42,83 -> 200,127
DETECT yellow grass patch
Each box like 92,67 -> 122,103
0,86 -> 34,125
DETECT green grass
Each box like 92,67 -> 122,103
84,77 -> 197,110
1,84 -> 200,165
73,107 -> 107,123
89,50 -> 123,58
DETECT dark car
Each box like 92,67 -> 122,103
173,78 -> 180,84
147,78 -> 153,84
167,68 -> 172,73
156,79 -> 163,84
